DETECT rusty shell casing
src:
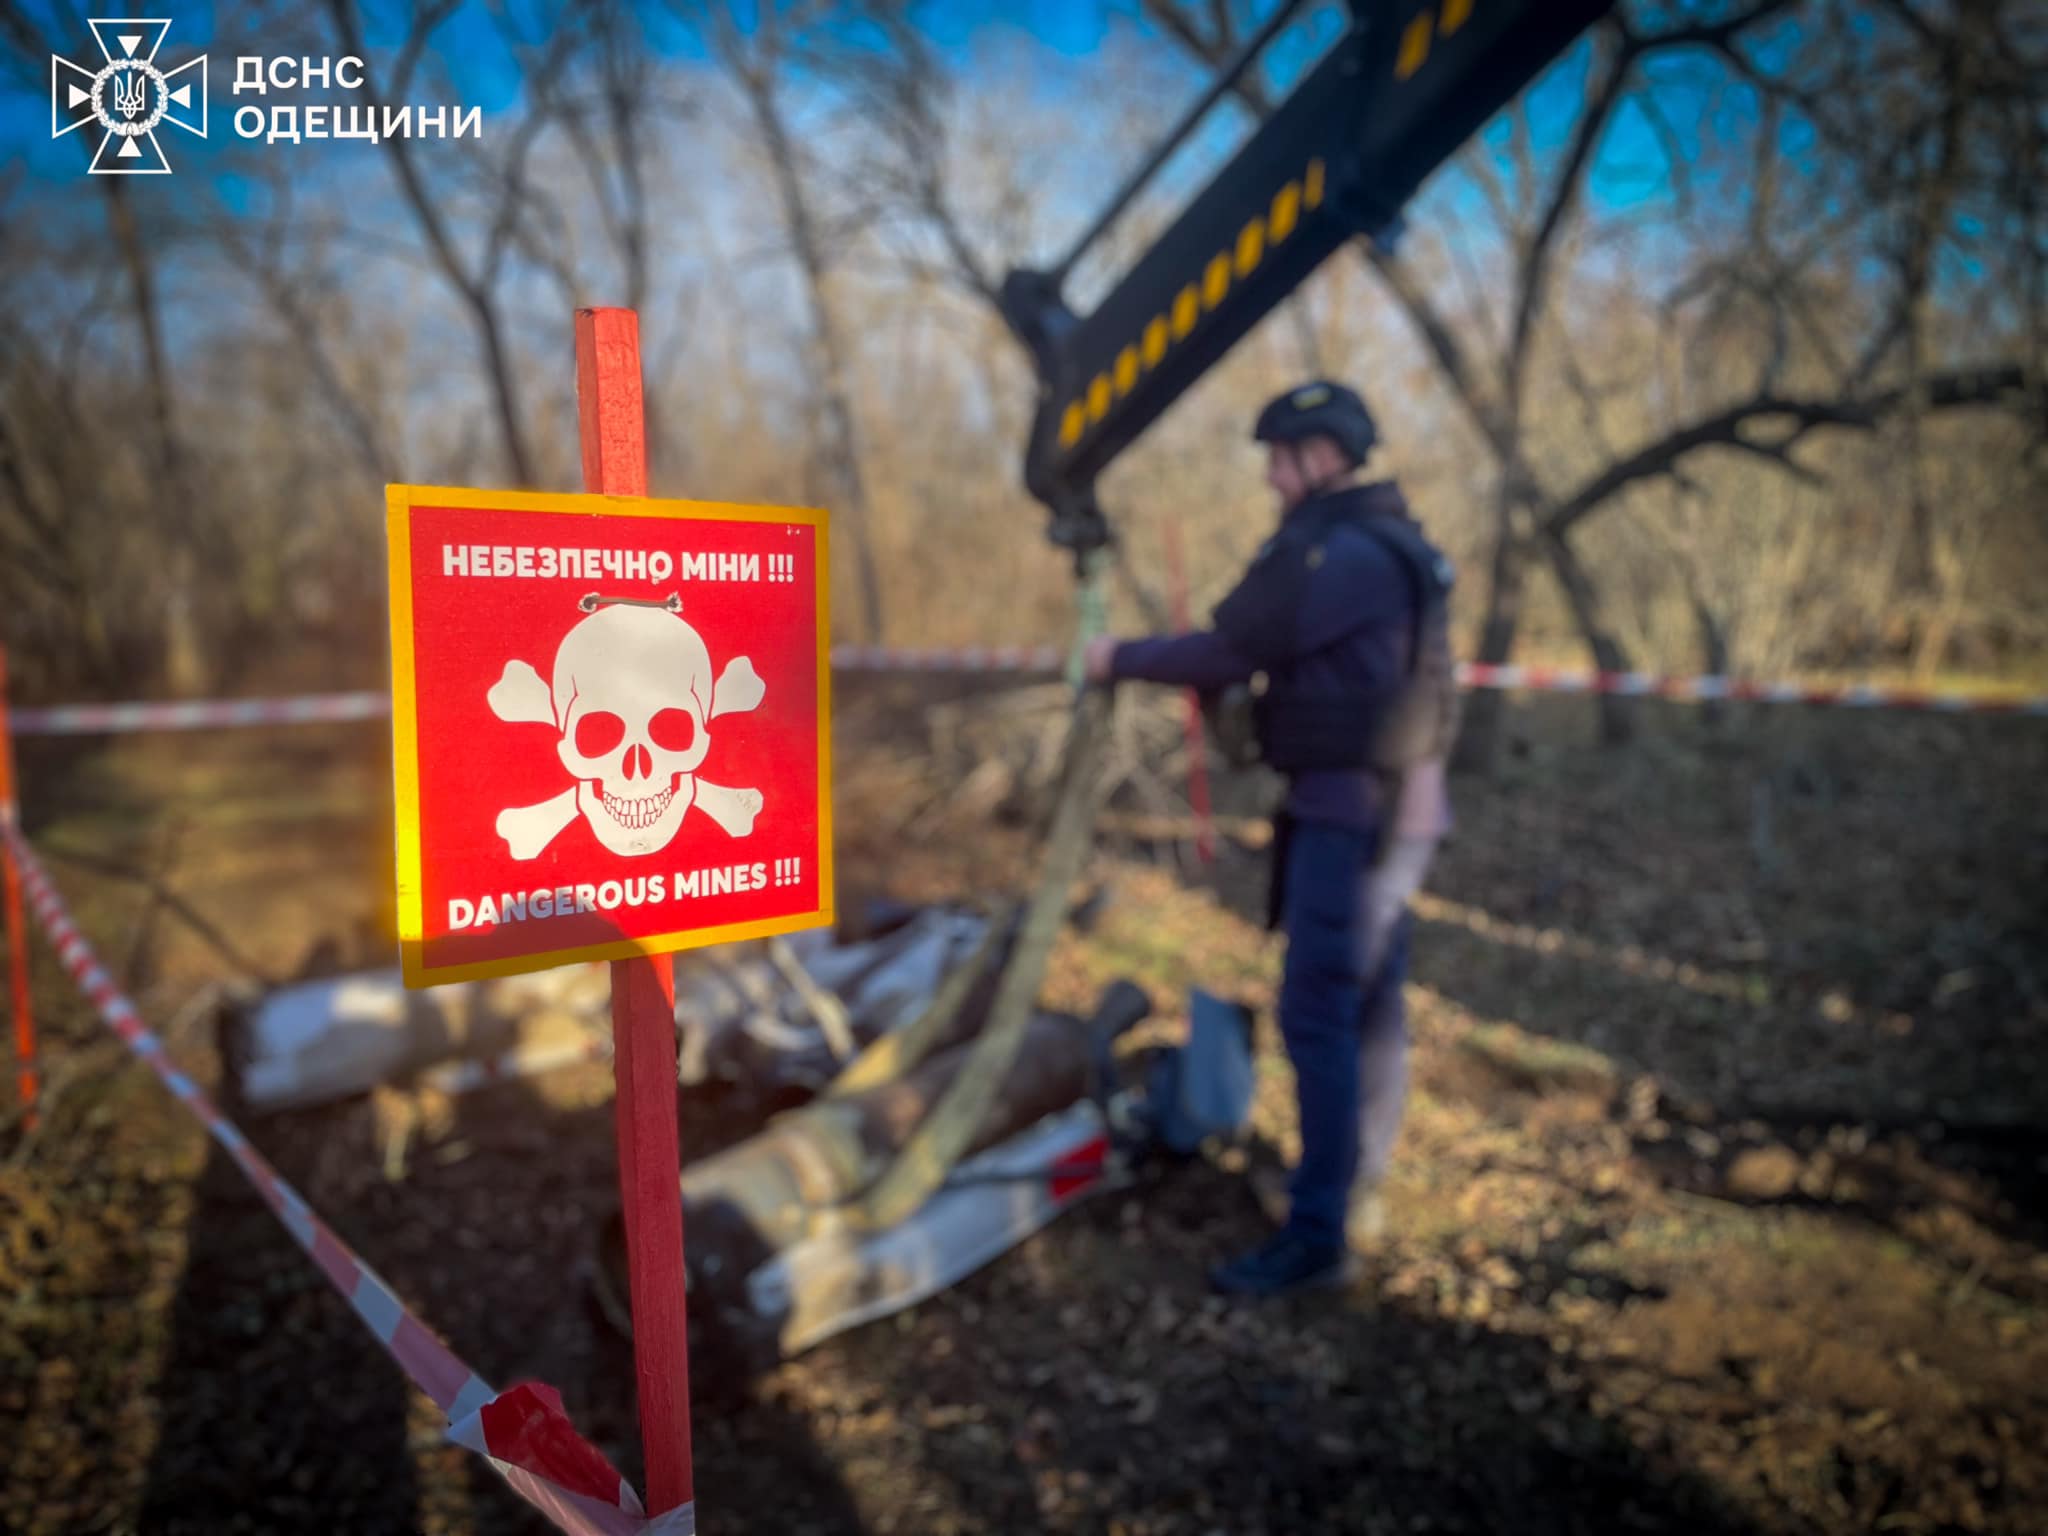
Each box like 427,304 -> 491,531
680,1007 -> 1104,1272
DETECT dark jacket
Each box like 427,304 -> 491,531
1110,481 -> 1419,832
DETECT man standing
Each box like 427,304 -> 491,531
1084,380 -> 1455,1296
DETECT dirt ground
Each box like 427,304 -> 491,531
2,681 -> 2045,1535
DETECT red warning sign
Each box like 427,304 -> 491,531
385,484 -> 832,987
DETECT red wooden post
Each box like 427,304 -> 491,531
0,648 -> 36,1131
1161,523 -> 1216,867
574,307 -> 694,1518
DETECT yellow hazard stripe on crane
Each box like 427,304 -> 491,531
1401,0 -> 1476,79
1051,0 -> 1488,453
1395,14 -> 1432,80
1056,157 -> 1326,452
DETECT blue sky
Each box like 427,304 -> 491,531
6,0 -> 1126,164
1,0 -> 1788,378
2,1 -> 1720,204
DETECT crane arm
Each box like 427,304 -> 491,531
999,0 -> 1613,550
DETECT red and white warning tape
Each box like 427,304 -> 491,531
0,820 -> 689,1536
1452,662 -> 2048,714
7,658 -> 2044,737
830,643 -> 1067,675
10,690 -> 390,736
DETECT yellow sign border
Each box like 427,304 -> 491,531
384,482 -> 834,989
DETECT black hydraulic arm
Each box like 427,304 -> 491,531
999,0 -> 1613,550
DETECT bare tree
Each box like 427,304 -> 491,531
2,0 -> 2039,712
1141,0 -> 2041,766
215,189 -> 404,487
0,0 -> 243,690
322,0 -> 599,486
0,321 -> 124,686
700,1 -> 889,644
554,3 -> 687,481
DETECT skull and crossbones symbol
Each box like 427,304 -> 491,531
486,598 -> 765,859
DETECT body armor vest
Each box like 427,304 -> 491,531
1209,491 -> 1460,777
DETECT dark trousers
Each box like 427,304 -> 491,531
1277,819 -> 1412,1245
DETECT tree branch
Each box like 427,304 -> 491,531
1543,364 -> 2034,539
1505,25 -> 1634,405
1636,0 -> 1802,53
1133,2 -> 1523,469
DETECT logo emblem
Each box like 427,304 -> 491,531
51,19 -> 207,175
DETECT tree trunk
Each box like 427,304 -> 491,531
323,0 -> 537,487
102,178 -> 208,694
1688,584 -> 1732,730
1891,372 -> 1937,601
1912,602 -> 1956,681
745,67 -> 887,644
1912,510 -> 1981,682
1542,530 -> 1637,745
470,292 -> 536,486
1451,512 -> 1531,775
1285,290 -> 1324,376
